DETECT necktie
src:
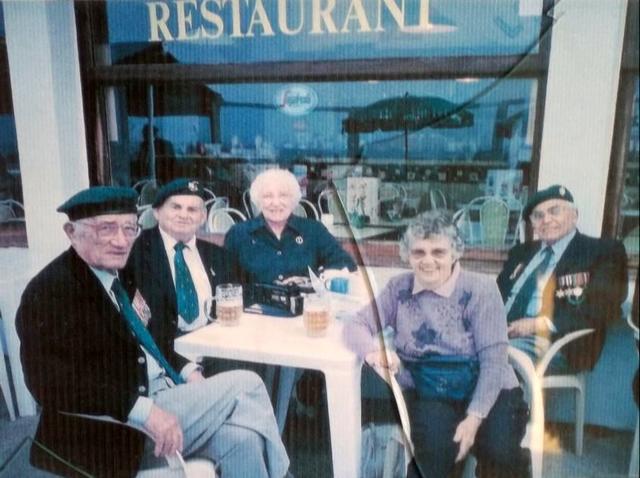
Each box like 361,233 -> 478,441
507,246 -> 554,323
174,242 -> 199,324
111,278 -> 185,385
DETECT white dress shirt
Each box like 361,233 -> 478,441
505,229 -> 577,327
158,228 -> 213,332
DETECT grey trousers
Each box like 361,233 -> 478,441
140,370 -> 290,478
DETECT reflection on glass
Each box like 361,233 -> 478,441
619,78 -> 639,255
105,78 -> 535,239
0,1 -> 27,248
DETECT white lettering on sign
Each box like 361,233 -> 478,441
146,0 -> 431,41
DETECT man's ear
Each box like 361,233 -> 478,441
62,222 -> 76,241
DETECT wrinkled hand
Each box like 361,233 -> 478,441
453,414 -> 483,462
507,317 -> 545,338
144,404 -> 183,457
186,370 -> 205,383
365,350 -> 400,383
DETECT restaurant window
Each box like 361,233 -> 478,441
0,1 -> 26,248
604,0 -> 639,263
77,0 -> 551,260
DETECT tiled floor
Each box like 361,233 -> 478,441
0,376 -> 636,477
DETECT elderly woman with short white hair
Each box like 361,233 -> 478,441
344,210 -> 530,478
225,168 -> 356,286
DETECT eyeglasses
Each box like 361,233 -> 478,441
530,205 -> 571,222
75,221 -> 140,239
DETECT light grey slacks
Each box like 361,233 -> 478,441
140,370 -> 290,478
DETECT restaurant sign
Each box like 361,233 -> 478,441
146,0 -> 437,41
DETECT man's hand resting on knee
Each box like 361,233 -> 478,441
145,404 -> 184,457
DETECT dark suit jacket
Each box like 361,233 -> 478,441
124,227 -> 233,327
15,248 -> 187,477
497,231 -> 628,370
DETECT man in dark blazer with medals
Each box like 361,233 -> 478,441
497,185 -> 628,371
16,186 -> 289,477
125,178 -> 232,335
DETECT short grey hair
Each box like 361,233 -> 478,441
249,168 -> 302,211
399,210 -> 464,262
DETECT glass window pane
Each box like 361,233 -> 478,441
106,0 -> 544,65
619,78 -> 639,256
105,77 -> 535,249
0,1 -> 27,248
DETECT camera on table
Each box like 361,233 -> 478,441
245,283 -> 304,317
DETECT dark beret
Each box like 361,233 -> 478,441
524,184 -> 574,219
152,178 -> 208,208
57,186 -> 138,221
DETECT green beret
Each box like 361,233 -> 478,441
57,186 -> 138,221
152,178 -> 208,208
524,184 -> 574,219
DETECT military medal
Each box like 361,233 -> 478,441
556,272 -> 589,305
132,289 -> 152,327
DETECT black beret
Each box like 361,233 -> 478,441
57,186 -> 138,221
524,184 -> 574,219
152,178 -> 208,208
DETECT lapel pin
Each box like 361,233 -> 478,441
295,236 -> 304,245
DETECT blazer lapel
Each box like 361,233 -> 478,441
196,239 -> 217,289
149,227 -> 177,304
67,249 -> 132,342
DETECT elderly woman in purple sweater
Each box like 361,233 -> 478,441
344,211 -> 530,478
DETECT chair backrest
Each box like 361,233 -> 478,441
137,180 -> 159,208
295,198 -> 319,220
242,189 -> 259,219
0,199 -> 24,223
429,189 -> 447,210
458,196 -> 520,247
138,206 -> 157,230
205,196 -> 229,213
317,188 -> 348,223
206,207 -> 246,234
479,197 -> 509,246
202,187 -> 216,201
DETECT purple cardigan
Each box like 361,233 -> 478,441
343,264 -> 519,418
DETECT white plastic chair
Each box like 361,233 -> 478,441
429,189 -> 447,210
202,187 -> 216,201
60,414 -> 217,477
536,328 -> 595,456
293,198 -> 319,220
0,199 -> 25,223
463,347 -> 544,478
206,207 -> 246,234
384,346 -> 543,478
242,189 -> 259,219
0,308 -> 16,420
138,207 -> 157,230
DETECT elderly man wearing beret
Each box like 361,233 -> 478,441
497,184 -> 628,372
15,186 -> 289,478
125,178 -> 232,334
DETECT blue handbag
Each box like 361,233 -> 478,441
405,354 -> 479,402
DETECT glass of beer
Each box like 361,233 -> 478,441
213,283 -> 243,326
303,293 -> 331,337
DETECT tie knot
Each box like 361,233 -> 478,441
542,246 -> 553,257
174,242 -> 187,252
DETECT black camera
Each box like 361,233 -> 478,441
245,283 -> 304,317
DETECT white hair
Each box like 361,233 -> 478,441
249,168 -> 302,211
